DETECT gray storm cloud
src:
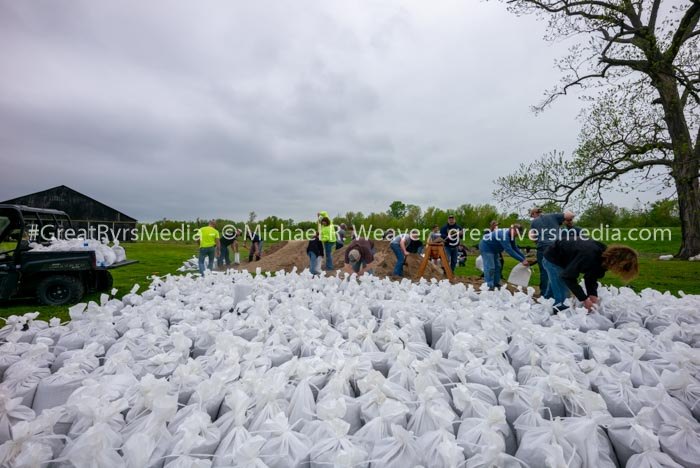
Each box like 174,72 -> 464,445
0,0 -> 591,221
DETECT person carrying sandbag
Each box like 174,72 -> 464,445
478,224 -> 529,290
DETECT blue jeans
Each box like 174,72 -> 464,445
198,246 -> 216,274
323,242 -> 334,269
217,245 -> 230,267
308,252 -> 321,275
542,258 -> 568,309
444,246 -> 458,272
391,243 -> 405,276
537,248 -> 551,298
481,251 -> 502,289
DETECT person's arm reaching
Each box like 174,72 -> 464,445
583,273 -> 599,300
400,237 -> 409,256
500,238 -> 526,263
560,256 -> 588,302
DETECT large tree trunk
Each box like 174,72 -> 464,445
656,74 -> 700,258
674,170 -> 700,258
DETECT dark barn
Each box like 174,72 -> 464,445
1,185 -> 137,241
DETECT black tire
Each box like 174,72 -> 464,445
95,271 -> 114,292
36,275 -> 85,306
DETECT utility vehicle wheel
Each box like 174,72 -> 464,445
36,275 -> 85,306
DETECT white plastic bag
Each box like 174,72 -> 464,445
369,424 -> 419,468
258,413 -> 312,468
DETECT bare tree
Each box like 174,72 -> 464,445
494,0 -> 699,257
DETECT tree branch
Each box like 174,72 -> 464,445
665,1 -> 700,61
648,0 -> 661,31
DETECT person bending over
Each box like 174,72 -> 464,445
543,239 -> 638,312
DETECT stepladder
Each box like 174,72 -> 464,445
417,242 -> 454,280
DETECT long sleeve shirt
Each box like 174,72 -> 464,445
544,239 -> 607,301
479,228 -> 526,262
440,223 -> 463,247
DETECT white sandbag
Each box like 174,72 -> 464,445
560,417 -> 618,468
4,343 -> 54,376
660,369 -> 700,419
465,446 -> 530,468
315,393 -> 362,436
354,398 -> 409,445
309,419 -> 368,468
369,424 -> 419,468
287,378 -> 317,428
31,368 -> 86,414
598,375 -> 642,418
608,418 -> 662,466
0,391 -> 35,444
516,365 -> 547,385
658,418 -> 700,468
231,435 -> 270,468
168,410 -> 221,459
258,413 -> 312,468
406,385 -> 457,436
57,421 -> 125,468
507,264 -> 531,287
416,429 -> 465,468
636,384 -> 695,431
497,378 -> 541,425
458,358 -> 513,397
452,383 -> 497,419
121,397 -> 177,468
514,419 -> 583,468
612,347 -> 662,387
457,406 -> 516,458
213,389 -> 252,466
0,364 -> 51,408
475,255 -> 484,272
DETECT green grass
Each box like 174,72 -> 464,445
1,228 -> 698,323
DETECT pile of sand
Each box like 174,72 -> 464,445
240,240 -> 487,284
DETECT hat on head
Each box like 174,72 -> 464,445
348,249 -> 361,263
529,207 -> 543,217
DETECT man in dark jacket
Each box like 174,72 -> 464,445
440,215 -> 463,272
529,207 -> 575,298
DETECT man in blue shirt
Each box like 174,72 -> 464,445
529,207 -> 574,298
440,214 -> 463,273
479,224 -> 529,289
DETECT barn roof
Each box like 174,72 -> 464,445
1,185 -> 137,222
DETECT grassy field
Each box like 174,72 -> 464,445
1,228 -> 698,322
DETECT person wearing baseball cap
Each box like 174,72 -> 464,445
343,237 -> 383,276
479,224 -> 529,289
440,214 -> 463,273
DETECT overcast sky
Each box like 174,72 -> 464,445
0,0 -> 657,222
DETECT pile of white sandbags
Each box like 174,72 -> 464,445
0,270 -> 699,467
29,238 -> 127,267
178,256 -> 202,272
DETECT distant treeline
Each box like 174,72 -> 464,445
139,199 -> 680,237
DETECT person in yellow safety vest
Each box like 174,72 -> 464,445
317,211 -> 337,270
197,220 -> 220,275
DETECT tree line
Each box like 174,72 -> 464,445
139,199 -> 680,240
